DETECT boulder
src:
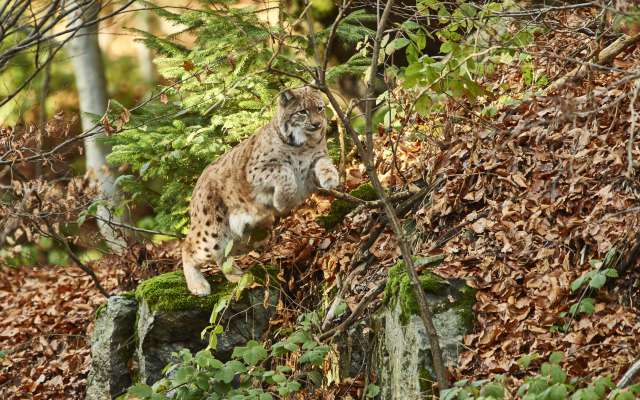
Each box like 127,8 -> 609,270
374,262 -> 476,399
85,295 -> 137,400
133,271 -> 278,384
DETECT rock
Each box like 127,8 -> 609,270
86,295 -> 137,400
374,262 -> 476,399
134,271 -> 277,384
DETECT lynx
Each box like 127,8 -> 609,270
182,87 -> 340,296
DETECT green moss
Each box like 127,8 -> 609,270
451,285 -> 477,330
95,303 -> 107,319
383,261 -> 448,325
135,271 -> 233,312
383,259 -> 477,328
120,291 -> 136,300
317,183 -> 378,229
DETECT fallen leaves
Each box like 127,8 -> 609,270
0,265 -> 120,399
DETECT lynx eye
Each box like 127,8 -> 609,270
296,110 -> 308,116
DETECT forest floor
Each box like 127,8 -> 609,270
2,6 -> 640,400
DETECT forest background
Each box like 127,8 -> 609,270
2,0 -> 640,399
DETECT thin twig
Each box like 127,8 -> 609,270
627,79 -> 640,177
317,188 -> 411,206
617,358 -> 640,388
92,215 -> 184,239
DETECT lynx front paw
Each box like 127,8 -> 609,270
318,168 -> 339,190
186,274 -> 211,296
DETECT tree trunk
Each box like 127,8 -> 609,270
136,10 -> 156,84
66,0 -> 127,251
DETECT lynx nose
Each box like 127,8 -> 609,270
310,122 -> 321,130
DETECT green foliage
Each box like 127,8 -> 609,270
392,0 -> 540,116
107,6 -> 304,233
554,248 -> 619,332
443,353 -> 640,400
128,313 -> 329,400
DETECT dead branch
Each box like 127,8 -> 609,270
617,232 -> 640,275
318,188 -> 411,206
545,33 -> 640,93
628,79 -> 640,177
318,282 -> 385,341
617,358 -> 640,388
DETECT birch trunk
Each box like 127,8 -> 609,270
136,11 -> 156,84
66,0 -> 127,251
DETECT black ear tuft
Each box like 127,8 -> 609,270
279,89 -> 295,106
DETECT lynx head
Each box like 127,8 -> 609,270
276,87 -> 326,147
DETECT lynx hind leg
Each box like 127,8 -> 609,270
182,207 -> 227,295
182,238 -> 213,296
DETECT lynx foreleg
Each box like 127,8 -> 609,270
313,157 -> 339,190
270,166 -> 298,213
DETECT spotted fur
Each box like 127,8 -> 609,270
183,87 -> 339,295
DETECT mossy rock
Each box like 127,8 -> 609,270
383,257 -> 476,327
317,182 -> 378,229
376,259 -> 476,399
134,271 -> 233,312
134,270 -> 279,384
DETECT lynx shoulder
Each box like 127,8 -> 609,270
182,87 -> 339,295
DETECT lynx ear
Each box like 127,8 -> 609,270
279,89 -> 296,107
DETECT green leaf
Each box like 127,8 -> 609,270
549,352 -> 564,365
128,383 -> 153,398
195,349 -> 224,369
605,268 -> 619,278
209,297 -> 229,324
547,384 -> 568,400
235,272 -> 254,300
481,382 -> 505,398
440,42 -> 453,53
215,360 -> 246,383
570,271 -> 593,292
589,272 -> 607,289
299,345 -> 330,365
569,298 -> 595,316
307,370 -> 323,386
513,31 -> 534,46
365,384 -> 381,398
173,366 -> 195,385
271,340 -> 299,356
287,330 -> 311,344
224,240 -> 234,257
385,37 -> 410,55
232,340 -> 268,366
517,353 -> 540,369
277,380 -> 301,396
